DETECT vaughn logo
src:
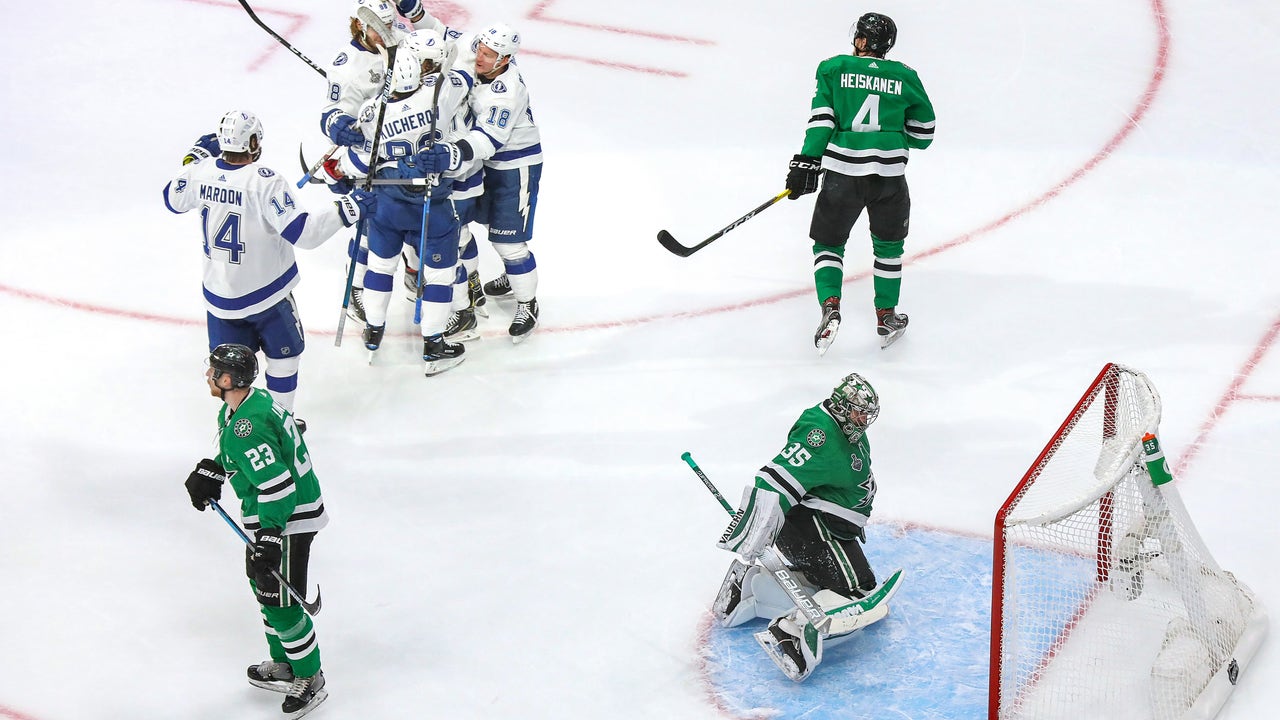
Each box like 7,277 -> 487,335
719,510 -> 745,545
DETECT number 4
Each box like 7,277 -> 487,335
850,94 -> 882,131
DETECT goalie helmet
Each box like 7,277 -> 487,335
209,343 -> 258,389
850,12 -> 897,56
404,28 -> 448,72
828,372 -> 879,440
216,110 -> 264,155
353,0 -> 396,28
389,49 -> 422,93
478,22 -> 521,58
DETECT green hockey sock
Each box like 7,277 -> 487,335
812,242 -> 846,304
871,235 -> 904,309
262,604 -> 321,678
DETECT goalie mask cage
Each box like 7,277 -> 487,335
989,364 -> 1267,720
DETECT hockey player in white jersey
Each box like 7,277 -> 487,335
164,110 -> 376,411
435,22 -> 544,343
325,31 -> 475,375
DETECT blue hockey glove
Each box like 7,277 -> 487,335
415,143 -> 462,174
182,133 -> 221,165
335,190 -> 377,227
325,114 -> 365,147
396,0 -> 425,22
785,154 -> 822,199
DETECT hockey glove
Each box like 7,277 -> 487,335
250,528 -> 284,582
396,0 -> 428,24
184,458 -> 227,510
335,190 -> 377,227
785,154 -> 822,199
325,114 -> 366,148
321,157 -> 354,195
182,133 -> 221,166
415,143 -> 463,174
716,486 -> 785,562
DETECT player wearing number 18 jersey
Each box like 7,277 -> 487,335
785,12 -> 935,355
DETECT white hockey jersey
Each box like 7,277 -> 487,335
457,42 -> 543,171
163,159 -> 347,319
319,19 -> 414,138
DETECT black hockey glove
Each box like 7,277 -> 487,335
785,154 -> 823,199
184,458 -> 227,511
250,529 -> 284,582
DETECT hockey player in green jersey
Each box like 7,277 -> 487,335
786,12 -> 935,354
713,372 -> 903,681
184,343 -> 330,718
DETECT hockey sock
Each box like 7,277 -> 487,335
262,605 -> 321,679
459,225 -> 479,277
264,356 -> 301,412
871,234 -> 904,309
418,265 -> 455,336
450,265 -> 469,311
812,241 -> 846,304
347,236 -> 370,290
494,243 -> 538,302
362,256 -> 397,327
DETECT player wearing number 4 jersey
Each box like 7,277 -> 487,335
713,372 -> 902,681
787,12 -> 935,355
183,344 -> 330,717
164,110 -> 375,411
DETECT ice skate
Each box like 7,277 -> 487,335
444,308 -> 480,342
468,270 -> 489,318
281,670 -> 327,719
247,660 -> 293,693
755,614 -> 823,682
362,323 -> 385,364
876,307 -> 909,349
814,297 -> 841,356
422,333 -> 466,376
483,273 -> 512,298
509,298 -> 539,344
713,559 -> 760,627
346,286 -> 367,324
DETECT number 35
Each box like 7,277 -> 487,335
781,442 -> 811,467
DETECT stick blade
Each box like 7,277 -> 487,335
302,586 -> 322,616
657,229 -> 696,257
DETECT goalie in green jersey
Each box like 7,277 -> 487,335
713,372 -> 903,680
785,12 -> 936,354
183,343 -> 330,717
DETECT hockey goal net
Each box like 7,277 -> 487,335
990,364 -> 1267,720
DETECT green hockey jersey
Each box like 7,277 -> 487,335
800,53 -> 935,178
752,402 -> 876,531
216,388 -> 328,535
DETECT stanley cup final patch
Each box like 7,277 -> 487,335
233,418 -> 254,438
806,428 -> 826,448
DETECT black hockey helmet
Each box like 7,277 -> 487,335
852,12 -> 897,56
209,343 -> 258,389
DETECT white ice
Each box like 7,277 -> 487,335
0,0 -> 1277,718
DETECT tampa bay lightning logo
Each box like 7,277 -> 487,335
492,80 -> 507,93
258,168 -> 275,177
334,52 -> 349,66
424,74 -> 438,87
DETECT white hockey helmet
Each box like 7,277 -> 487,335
216,110 -> 264,154
390,49 -> 422,94
353,0 -> 396,28
477,22 -> 520,58
404,28 -> 448,70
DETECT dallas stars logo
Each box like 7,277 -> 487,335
806,429 -> 826,448
233,418 -> 254,438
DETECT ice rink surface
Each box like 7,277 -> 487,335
1,1 -> 1277,718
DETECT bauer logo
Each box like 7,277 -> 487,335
806,429 -> 826,448
233,418 -> 254,438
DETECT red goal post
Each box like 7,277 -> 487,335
990,364 -> 1267,720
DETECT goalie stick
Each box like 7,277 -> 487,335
235,0 -> 325,77
335,7 -> 401,348
657,190 -> 790,257
680,451 -> 831,633
208,499 -> 322,615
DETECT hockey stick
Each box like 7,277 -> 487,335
680,452 -> 831,632
297,143 -> 339,189
335,8 -> 401,347
412,54 -> 455,326
208,499 -> 322,615
297,147 -> 432,187
235,0 -> 326,77
657,190 -> 790,257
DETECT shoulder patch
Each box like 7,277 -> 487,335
233,418 -> 254,438
424,74 -> 438,87
334,52 -> 349,66
257,167 -> 275,178
850,455 -> 863,472
492,80 -> 507,93
806,428 -> 826,448
174,179 -> 187,193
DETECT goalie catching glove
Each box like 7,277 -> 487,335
716,486 -> 785,562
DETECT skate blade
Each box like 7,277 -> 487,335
424,356 -> 465,376
345,308 -> 365,324
285,689 -> 329,719
879,327 -> 906,349
473,302 -> 489,319
510,328 -> 537,345
753,630 -> 812,682
815,319 -> 840,357
247,678 -> 291,694
445,327 -> 481,343
366,348 -> 378,364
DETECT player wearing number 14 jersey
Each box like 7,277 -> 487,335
784,12 -> 935,355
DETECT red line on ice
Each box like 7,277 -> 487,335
178,0 -> 311,73
527,0 -> 714,45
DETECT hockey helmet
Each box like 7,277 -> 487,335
405,28 -> 449,72
209,344 -> 258,389
389,50 -> 423,94
216,110 -> 264,155
850,12 -> 897,56
353,0 -> 396,28
828,372 -> 879,439
478,22 -> 521,58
